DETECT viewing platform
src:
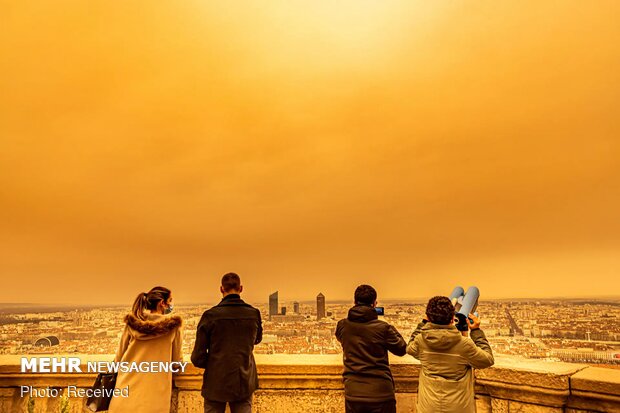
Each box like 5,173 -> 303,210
0,354 -> 619,412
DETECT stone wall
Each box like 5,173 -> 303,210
0,355 -> 619,412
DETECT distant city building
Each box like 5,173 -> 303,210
34,336 -> 60,347
281,306 -> 287,315
293,302 -> 300,314
316,293 -> 326,320
270,314 -> 305,323
72,310 -> 82,327
269,291 -> 279,317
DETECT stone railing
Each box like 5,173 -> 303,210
0,354 -> 619,412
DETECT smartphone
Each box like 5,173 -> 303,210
375,306 -> 385,316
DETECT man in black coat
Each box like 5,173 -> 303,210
191,273 -> 263,413
336,284 -> 407,413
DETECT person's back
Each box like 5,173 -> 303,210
336,284 -> 406,413
191,273 -> 262,413
407,296 -> 494,413
108,286 -> 182,413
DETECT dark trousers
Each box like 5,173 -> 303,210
345,399 -> 396,413
203,396 -> 252,413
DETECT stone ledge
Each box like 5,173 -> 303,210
568,367 -> 620,413
0,355 -> 619,412
571,366 -> 620,395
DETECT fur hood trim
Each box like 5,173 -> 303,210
124,313 -> 182,337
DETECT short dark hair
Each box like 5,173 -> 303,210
354,284 -> 377,305
426,296 -> 455,325
221,272 -> 241,292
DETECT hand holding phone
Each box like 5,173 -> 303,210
466,313 -> 481,329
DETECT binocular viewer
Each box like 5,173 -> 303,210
449,286 -> 480,332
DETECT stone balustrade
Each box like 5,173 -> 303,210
0,355 -> 619,412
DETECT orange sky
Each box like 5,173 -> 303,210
1,1 -> 619,305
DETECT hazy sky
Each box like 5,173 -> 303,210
1,1 -> 619,305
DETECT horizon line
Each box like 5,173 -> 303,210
1,295 -> 619,308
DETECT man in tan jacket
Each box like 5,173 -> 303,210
407,296 -> 494,413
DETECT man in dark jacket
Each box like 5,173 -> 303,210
191,273 -> 262,413
336,284 -> 407,413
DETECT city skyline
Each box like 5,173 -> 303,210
1,279 -> 620,307
2,298 -> 619,368
3,294 -> 620,309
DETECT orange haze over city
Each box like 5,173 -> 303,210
1,1 -> 619,305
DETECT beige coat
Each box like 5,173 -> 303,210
107,313 -> 183,413
407,323 -> 494,413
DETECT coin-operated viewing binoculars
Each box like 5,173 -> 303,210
449,286 -> 480,332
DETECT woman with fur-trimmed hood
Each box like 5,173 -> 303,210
107,286 -> 183,413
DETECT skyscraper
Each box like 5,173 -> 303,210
269,291 -> 279,317
316,292 -> 326,320
293,301 -> 300,314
